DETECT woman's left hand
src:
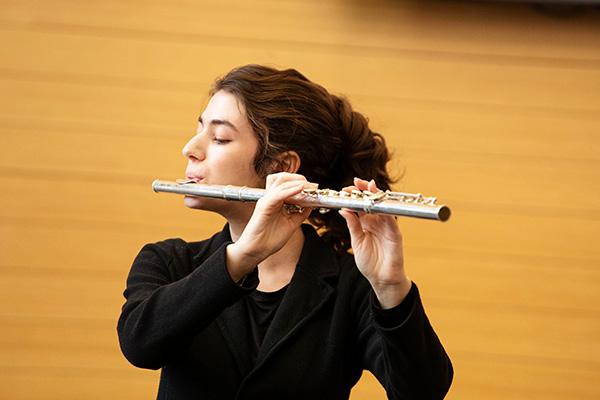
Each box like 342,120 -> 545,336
339,177 -> 412,309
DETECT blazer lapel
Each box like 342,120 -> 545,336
216,301 -> 254,376
254,225 -> 339,367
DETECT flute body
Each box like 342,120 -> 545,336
152,180 -> 451,222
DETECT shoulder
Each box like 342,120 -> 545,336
132,226 -> 231,280
137,238 -> 201,265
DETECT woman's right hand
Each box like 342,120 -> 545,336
225,172 -> 314,281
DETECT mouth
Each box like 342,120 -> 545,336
185,175 -> 205,183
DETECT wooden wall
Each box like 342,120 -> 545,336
1,0 -> 599,398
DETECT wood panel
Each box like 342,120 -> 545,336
1,0 -> 599,399
1,31 -> 598,110
2,0 -> 600,60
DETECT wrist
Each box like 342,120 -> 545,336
371,277 -> 412,310
226,242 -> 262,282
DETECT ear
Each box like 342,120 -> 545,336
274,151 -> 301,173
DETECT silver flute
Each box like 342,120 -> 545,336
152,180 -> 451,222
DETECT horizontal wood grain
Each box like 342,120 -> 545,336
2,0 -> 600,62
449,351 -> 600,400
0,365 -> 158,400
1,34 -> 599,112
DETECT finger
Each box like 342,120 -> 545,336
266,173 -> 306,192
259,183 -> 304,211
367,179 -> 379,193
265,173 -> 279,189
303,182 -> 319,190
266,172 -> 296,189
360,213 -> 402,242
339,209 -> 365,242
341,185 -> 358,193
268,182 -> 306,202
269,172 -> 308,186
275,178 -> 310,193
353,177 -> 369,191
267,176 -> 316,201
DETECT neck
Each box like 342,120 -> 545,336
228,218 -> 305,293
256,227 -> 304,292
225,205 -> 256,242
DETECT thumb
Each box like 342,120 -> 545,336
339,209 -> 365,242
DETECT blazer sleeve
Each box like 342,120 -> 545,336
117,239 -> 258,370
355,282 -> 453,399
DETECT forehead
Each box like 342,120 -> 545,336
203,90 -> 246,122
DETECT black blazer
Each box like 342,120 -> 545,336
117,225 -> 452,399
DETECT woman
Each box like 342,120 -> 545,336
117,65 -> 453,399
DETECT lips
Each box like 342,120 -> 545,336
185,174 -> 205,183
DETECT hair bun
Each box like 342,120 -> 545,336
333,95 -> 392,192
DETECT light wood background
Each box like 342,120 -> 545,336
1,0 -> 599,398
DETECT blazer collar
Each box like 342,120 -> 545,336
295,224 -> 339,281
191,223 -> 233,265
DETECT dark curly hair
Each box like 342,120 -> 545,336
211,64 -> 395,253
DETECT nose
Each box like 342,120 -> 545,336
182,133 -> 205,161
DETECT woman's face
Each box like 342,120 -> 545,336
182,90 -> 263,213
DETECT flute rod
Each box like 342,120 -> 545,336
152,180 -> 451,222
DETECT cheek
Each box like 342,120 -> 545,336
232,155 -> 263,185
228,147 -> 257,169
209,144 -> 260,182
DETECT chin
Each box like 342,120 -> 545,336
183,195 -> 254,219
183,195 -> 207,210
183,195 -> 227,213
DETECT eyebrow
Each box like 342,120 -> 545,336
198,116 -> 239,132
